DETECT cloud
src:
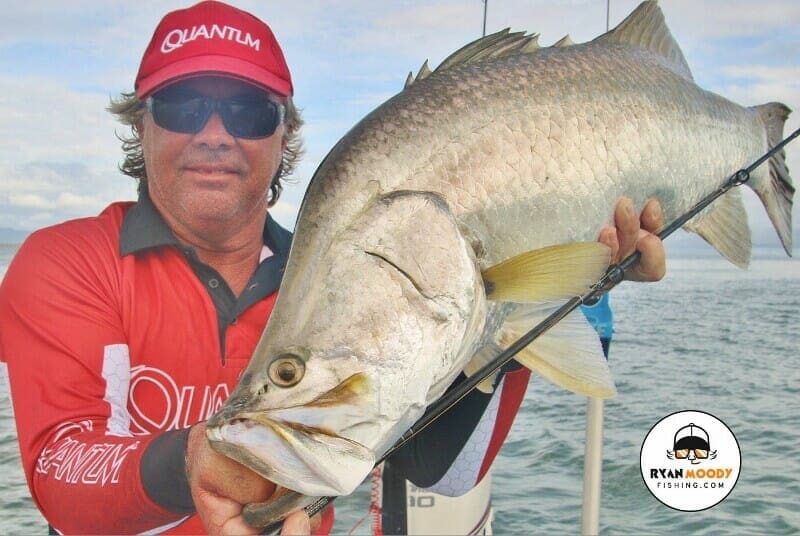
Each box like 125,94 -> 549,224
1,0 -> 798,237
0,159 -> 136,231
0,76 -> 120,163
7,193 -> 51,209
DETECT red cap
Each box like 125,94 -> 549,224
135,1 -> 293,98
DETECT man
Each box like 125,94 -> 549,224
0,1 -> 665,535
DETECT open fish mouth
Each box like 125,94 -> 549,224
208,414 -> 375,496
207,373 -> 377,496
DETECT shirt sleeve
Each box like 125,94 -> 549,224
0,227 -> 191,534
386,362 -> 531,496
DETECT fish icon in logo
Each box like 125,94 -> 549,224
666,423 -> 717,464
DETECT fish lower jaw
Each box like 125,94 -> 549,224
205,419 -> 265,460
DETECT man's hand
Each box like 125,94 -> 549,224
186,423 -> 320,535
598,197 -> 666,282
187,422 -> 276,534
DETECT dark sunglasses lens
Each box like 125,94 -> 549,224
223,98 -> 281,139
151,96 -> 210,134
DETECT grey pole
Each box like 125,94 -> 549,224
581,6 -> 610,534
482,0 -> 488,36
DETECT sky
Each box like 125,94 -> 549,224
1,0 -> 799,249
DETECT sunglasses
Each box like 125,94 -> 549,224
674,448 -> 709,459
146,87 -> 285,140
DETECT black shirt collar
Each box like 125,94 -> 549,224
119,191 -> 292,259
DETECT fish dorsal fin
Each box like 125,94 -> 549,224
482,242 -> 610,303
437,29 -> 532,71
553,34 -> 574,48
403,29 -> 543,88
594,0 -> 693,80
404,60 -> 432,89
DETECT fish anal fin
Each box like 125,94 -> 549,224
482,242 -> 610,303
683,188 -> 751,269
594,0 -> 693,81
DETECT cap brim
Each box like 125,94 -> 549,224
136,54 -> 292,98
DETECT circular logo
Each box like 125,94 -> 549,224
640,410 -> 740,511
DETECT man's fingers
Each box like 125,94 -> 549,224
309,508 -> 327,533
597,225 -> 620,263
627,231 -> 666,282
599,197 -> 667,282
640,198 -> 664,234
613,197 -> 639,260
281,510 -> 311,536
193,490 -> 260,536
220,516 -> 262,536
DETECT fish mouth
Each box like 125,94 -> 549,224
207,415 -> 375,497
206,372 -> 376,497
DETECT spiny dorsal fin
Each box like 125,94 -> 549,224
404,29 -> 544,89
466,31 -> 534,63
416,60 -> 432,80
435,28 -> 516,72
404,60 -> 432,89
594,0 -> 693,80
403,71 -> 414,90
553,34 -> 574,47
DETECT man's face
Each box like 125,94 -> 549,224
140,76 -> 285,237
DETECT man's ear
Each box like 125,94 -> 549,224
135,118 -> 145,140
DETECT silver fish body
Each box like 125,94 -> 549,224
206,1 -> 793,524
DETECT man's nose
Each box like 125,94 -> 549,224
194,111 -> 234,147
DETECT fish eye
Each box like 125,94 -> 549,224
268,353 -> 306,388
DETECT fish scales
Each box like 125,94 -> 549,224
206,1 -> 792,527
294,43 -> 764,271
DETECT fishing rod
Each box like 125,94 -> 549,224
264,126 -> 799,532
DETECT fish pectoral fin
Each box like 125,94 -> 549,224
501,303 -> 616,398
482,242 -> 610,303
683,188 -> 752,268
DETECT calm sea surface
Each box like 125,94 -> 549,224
1,243 -> 798,534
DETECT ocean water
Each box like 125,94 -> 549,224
1,243 -> 798,534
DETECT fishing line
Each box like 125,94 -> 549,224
262,126 -> 799,532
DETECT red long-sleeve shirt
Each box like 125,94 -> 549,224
1,194 -> 525,534
0,197 -> 291,534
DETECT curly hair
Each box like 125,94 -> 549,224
108,90 -> 303,207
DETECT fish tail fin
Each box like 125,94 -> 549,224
751,102 -> 794,255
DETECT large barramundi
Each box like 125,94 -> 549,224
206,0 -> 793,524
